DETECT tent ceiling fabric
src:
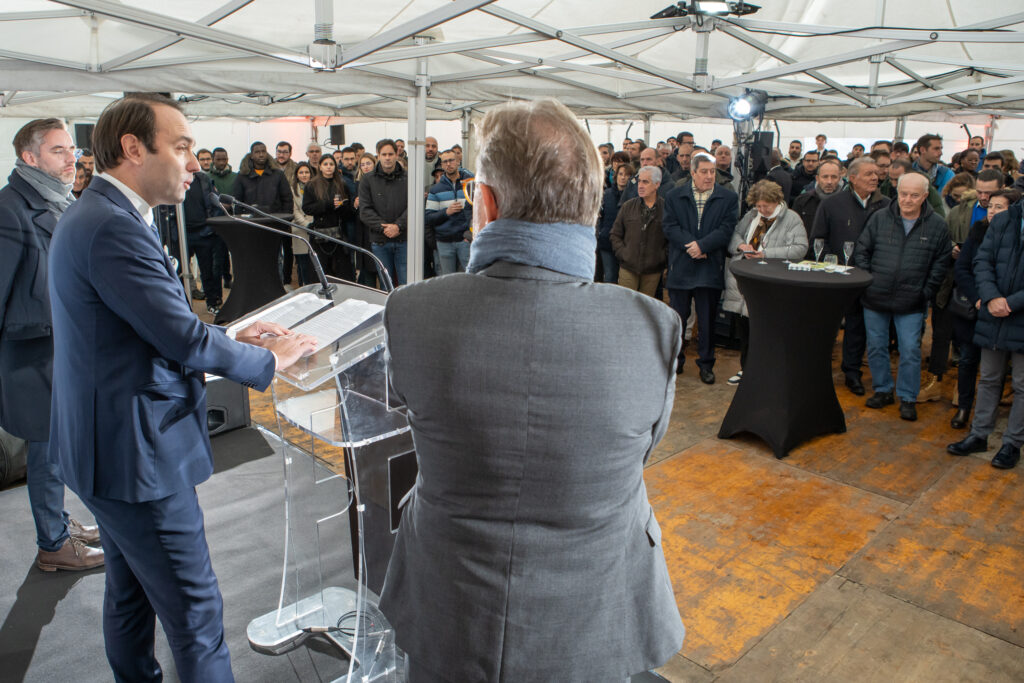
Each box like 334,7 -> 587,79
0,0 -> 1021,121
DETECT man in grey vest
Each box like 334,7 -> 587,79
379,99 -> 685,681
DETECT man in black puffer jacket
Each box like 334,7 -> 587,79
947,199 -> 1024,469
358,139 -> 409,286
854,172 -> 952,421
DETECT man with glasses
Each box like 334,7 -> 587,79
425,149 -> 474,275
306,143 -> 322,169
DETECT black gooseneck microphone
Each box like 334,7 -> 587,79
210,195 -> 335,299
213,193 -> 395,293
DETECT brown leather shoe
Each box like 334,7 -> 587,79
36,537 -> 105,572
68,517 -> 100,545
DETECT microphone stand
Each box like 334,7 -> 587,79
211,199 -> 336,299
215,194 -> 395,293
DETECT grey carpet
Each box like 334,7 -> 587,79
0,427 -> 353,683
0,428 -> 674,683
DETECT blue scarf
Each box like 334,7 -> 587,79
466,218 -> 596,280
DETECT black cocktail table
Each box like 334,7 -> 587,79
718,259 -> 872,458
208,214 -> 292,325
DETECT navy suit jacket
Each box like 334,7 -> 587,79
48,177 -> 276,503
662,181 -> 738,291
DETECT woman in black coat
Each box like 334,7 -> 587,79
596,163 -> 633,282
302,155 -> 355,281
950,189 -> 1021,428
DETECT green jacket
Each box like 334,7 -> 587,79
945,190 -> 979,244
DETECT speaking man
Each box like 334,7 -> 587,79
48,94 -> 316,682
379,99 -> 684,681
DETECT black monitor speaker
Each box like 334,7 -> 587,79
330,124 -> 345,146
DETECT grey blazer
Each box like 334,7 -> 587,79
379,261 -> 685,681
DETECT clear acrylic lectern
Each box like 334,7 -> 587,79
228,282 -> 414,682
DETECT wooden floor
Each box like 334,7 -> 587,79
230,281 -> 1024,681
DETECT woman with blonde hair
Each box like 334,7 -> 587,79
723,179 -> 808,384
355,152 -> 377,182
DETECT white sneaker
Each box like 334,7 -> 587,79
728,370 -> 743,385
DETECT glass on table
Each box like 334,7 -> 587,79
814,238 -> 825,263
823,253 -> 838,272
843,241 -> 855,266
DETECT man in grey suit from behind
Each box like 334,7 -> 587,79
379,99 -> 685,682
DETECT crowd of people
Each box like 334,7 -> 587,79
154,135 -> 474,314
595,129 -> 1024,469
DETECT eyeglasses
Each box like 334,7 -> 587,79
462,178 -> 478,205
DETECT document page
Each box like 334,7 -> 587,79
226,292 -> 331,338
291,299 -> 384,349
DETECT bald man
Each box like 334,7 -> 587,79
853,172 -> 952,421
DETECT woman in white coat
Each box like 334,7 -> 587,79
723,179 -> 809,384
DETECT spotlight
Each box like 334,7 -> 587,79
651,1 -> 760,19
727,89 -> 768,121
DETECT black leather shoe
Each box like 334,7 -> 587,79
950,408 -> 970,429
191,287 -> 205,301
899,401 -> 917,421
845,376 -> 866,396
991,443 -> 1021,469
865,391 -> 894,409
699,368 -> 715,385
947,434 -> 988,456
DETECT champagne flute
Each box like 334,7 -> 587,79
814,238 -> 824,264
843,240 -> 855,266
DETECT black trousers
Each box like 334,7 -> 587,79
840,297 -> 866,381
928,303 -> 954,376
311,239 -> 355,282
669,287 -> 720,371
212,235 -> 230,284
280,236 -> 293,283
170,233 -> 223,305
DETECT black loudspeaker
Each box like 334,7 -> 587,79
74,123 -> 95,150
750,131 -> 774,181
329,124 -> 345,146
205,375 -> 251,436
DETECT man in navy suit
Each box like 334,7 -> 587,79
48,94 -> 317,683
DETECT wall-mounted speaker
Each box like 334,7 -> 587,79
329,124 -> 345,146
74,123 -> 95,150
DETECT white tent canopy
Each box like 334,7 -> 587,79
0,0 -> 1022,122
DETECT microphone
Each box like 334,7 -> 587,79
215,193 -> 395,293
210,194 -> 335,299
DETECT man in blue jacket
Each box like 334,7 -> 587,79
48,94 -> 316,682
425,148 -> 473,275
947,198 -> 1024,469
0,118 -> 104,571
662,153 -> 738,384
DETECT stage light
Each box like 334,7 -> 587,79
651,1 -> 760,19
694,1 -> 731,14
727,89 -> 768,121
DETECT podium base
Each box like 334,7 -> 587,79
247,587 -> 400,681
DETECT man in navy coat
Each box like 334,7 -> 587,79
48,94 -> 317,683
0,118 -> 104,571
662,153 -> 739,384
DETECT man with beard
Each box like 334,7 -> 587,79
791,150 -> 819,197
785,139 -> 802,168
0,118 -> 104,572
793,158 -> 842,240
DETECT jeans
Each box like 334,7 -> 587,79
27,440 -> 69,552
371,242 -> 408,288
294,254 -> 316,286
435,240 -> 471,275
863,307 -> 925,402
598,249 -> 619,283
971,348 -> 1024,447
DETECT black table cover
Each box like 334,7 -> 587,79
208,214 -> 292,325
718,259 -> 872,458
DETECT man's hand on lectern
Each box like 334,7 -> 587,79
235,320 -> 319,370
